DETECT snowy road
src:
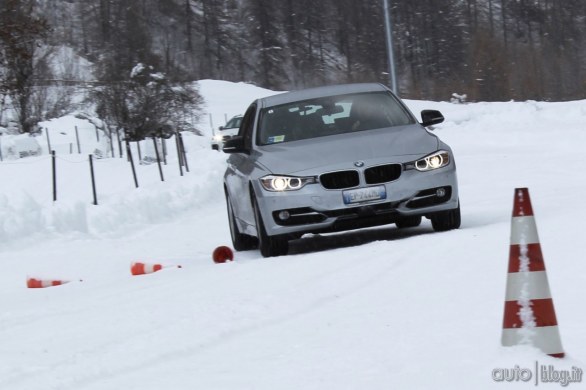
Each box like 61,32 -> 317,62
1,81 -> 585,389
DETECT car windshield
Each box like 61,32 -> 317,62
257,91 -> 415,146
224,116 -> 242,130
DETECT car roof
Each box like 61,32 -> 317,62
258,83 -> 390,108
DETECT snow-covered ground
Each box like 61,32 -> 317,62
1,80 -> 585,389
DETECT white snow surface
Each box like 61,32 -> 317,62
1,80 -> 585,389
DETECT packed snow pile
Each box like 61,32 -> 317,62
0,80 -> 585,390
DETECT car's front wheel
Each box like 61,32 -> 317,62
226,192 -> 258,251
430,201 -> 461,232
252,196 -> 289,257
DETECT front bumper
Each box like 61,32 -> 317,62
254,162 -> 459,237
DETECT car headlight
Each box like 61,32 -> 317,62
260,175 -> 316,191
213,135 -> 224,142
415,151 -> 450,171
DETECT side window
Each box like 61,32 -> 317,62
239,103 -> 257,149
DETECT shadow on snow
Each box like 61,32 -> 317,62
288,224 -> 436,256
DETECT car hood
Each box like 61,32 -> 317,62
255,125 -> 439,175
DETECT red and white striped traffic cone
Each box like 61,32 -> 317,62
130,261 -> 181,276
27,277 -> 72,288
501,188 -> 564,358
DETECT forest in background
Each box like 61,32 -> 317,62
40,0 -> 586,100
1,0 -> 585,134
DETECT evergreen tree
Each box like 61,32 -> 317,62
246,0 -> 289,89
7,0 -> 586,104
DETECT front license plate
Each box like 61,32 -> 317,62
343,185 -> 386,204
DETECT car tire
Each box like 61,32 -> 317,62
226,192 -> 258,251
252,196 -> 289,257
430,201 -> 461,232
395,215 -> 422,229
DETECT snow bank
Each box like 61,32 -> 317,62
0,132 -> 226,246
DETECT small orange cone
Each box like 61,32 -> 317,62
130,262 -> 181,276
27,277 -> 73,288
501,188 -> 564,358
213,246 -> 234,263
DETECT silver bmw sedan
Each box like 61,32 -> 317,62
223,83 -> 460,257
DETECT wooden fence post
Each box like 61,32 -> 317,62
89,154 -> 98,205
75,126 -> 81,154
45,127 -> 52,154
52,151 -> 57,201
153,137 -> 164,182
126,142 -> 139,188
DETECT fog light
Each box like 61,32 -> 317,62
278,210 -> 290,220
436,188 -> 446,197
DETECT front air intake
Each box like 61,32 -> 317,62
364,164 -> 402,184
320,170 -> 360,190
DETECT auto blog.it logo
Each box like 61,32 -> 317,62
492,362 -> 583,386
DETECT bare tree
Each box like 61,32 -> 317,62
92,63 -> 203,143
0,0 -> 49,133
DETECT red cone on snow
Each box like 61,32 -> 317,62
131,261 -> 181,276
501,188 -> 564,358
27,277 -> 76,288
213,246 -> 234,263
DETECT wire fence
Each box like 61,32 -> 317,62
0,111 -> 232,163
0,134 -> 190,206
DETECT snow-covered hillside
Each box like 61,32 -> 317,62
1,81 -> 585,389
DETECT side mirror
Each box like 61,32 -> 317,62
222,136 -> 248,154
219,126 -> 225,130
420,110 -> 444,127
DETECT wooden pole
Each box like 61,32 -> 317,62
109,126 -> 114,157
116,128 -> 122,158
179,132 -> 189,173
176,134 -> 183,177
126,142 -> 139,188
153,137 -> 164,182
89,154 -> 98,205
52,151 -> 57,201
75,126 -> 81,154
45,127 -> 52,154
137,141 -> 142,164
